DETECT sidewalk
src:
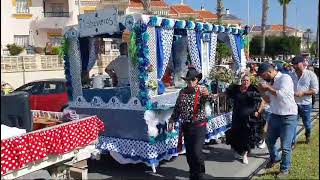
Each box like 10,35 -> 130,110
88,99 -> 319,179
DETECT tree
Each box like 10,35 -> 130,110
250,36 -> 301,56
216,0 -> 224,24
216,41 -> 232,65
278,0 -> 292,36
141,0 -> 152,14
261,0 -> 269,55
305,28 -> 312,50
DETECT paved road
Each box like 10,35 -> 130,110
88,98 -> 319,179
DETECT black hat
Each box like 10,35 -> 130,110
181,67 -> 202,81
257,63 -> 273,75
291,55 -> 305,65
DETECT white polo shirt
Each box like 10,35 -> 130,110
267,72 -> 298,115
290,69 -> 319,105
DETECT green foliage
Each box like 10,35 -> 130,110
278,0 -> 292,5
250,36 -> 301,56
51,46 -> 60,55
310,42 -> 317,55
216,41 -> 232,64
6,44 -> 24,56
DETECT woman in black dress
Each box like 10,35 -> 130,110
225,74 -> 265,164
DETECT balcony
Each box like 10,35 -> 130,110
44,12 -> 70,17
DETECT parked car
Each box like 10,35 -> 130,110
14,79 -> 68,112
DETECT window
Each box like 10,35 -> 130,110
14,35 -> 29,47
16,82 -> 44,95
43,83 -> 57,94
16,0 -> 30,14
48,36 -> 62,46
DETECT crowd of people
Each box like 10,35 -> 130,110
168,54 -> 318,180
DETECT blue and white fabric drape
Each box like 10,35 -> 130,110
156,28 -> 174,95
87,37 -> 98,71
187,30 -> 202,72
228,34 -> 241,73
67,30 -> 83,99
208,32 -> 218,71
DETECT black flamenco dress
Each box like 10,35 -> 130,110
225,84 -> 264,155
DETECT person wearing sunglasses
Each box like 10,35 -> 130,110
168,67 -> 218,180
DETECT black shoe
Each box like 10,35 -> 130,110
265,159 -> 281,169
276,170 -> 289,179
306,136 -> 311,144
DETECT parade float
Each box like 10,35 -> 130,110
63,7 -> 248,172
1,92 -> 104,179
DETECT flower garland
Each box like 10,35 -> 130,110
129,32 -> 138,65
134,23 -> 152,107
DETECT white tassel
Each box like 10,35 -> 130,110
144,110 -> 159,137
205,102 -> 212,117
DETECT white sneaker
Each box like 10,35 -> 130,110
258,140 -> 266,149
242,153 -> 248,164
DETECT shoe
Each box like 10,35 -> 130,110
265,159 -> 281,169
306,136 -> 311,144
242,154 -> 248,164
291,143 -> 296,150
258,140 -> 266,149
276,170 -> 289,179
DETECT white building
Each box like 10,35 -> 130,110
1,0 -> 103,51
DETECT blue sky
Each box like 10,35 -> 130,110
167,0 -> 318,36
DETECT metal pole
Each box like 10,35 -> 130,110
78,0 -> 81,15
295,7 -> 297,36
247,0 -> 250,58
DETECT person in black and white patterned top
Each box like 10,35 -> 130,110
168,67 -> 218,180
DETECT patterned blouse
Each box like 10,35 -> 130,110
170,85 -> 217,124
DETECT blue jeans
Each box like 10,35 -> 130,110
266,114 -> 298,172
292,104 -> 312,144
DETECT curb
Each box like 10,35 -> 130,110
248,111 -> 319,179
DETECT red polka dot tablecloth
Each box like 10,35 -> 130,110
1,116 -> 104,175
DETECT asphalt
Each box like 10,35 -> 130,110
87,97 -> 319,179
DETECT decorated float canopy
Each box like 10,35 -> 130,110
63,8 -> 249,109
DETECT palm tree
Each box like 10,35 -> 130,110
305,28 -> 312,50
261,0 -> 269,55
278,0 -> 292,36
216,0 -> 224,24
141,0 -> 152,14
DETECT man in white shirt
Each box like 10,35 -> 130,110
257,63 -> 298,178
290,55 -> 318,145
105,43 -> 130,87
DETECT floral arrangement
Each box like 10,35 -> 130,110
209,66 -> 235,84
146,80 -> 158,90
175,20 -> 186,29
195,22 -> 203,31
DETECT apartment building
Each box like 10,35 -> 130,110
0,0 -> 102,51
98,0 -> 170,16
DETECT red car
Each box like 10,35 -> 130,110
14,79 -> 69,112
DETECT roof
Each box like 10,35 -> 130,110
129,0 -> 169,9
251,24 -> 302,32
170,4 -> 197,15
169,6 -> 179,16
221,13 -> 242,21
195,10 -> 217,21
30,78 -> 67,83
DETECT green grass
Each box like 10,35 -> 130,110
255,119 -> 319,179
